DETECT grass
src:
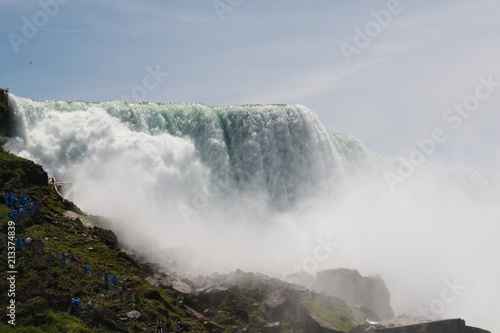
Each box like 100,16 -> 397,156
6,310 -> 94,333
302,292 -> 357,332
0,144 -> 207,332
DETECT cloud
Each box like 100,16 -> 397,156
248,59 -> 383,104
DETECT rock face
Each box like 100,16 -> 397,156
261,289 -> 288,321
314,268 -> 394,319
185,271 -> 356,332
0,89 -> 11,136
171,280 -> 192,294
350,318 -> 491,333
260,287 -> 345,332
262,321 -> 281,333
92,227 -> 119,248
0,150 -> 48,188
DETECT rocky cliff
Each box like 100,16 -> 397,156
0,89 -> 10,136
314,268 -> 394,320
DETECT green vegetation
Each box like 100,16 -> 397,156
0,132 -> 361,332
189,273 -> 359,332
0,134 -> 47,190
302,293 -> 357,332
0,147 -> 204,332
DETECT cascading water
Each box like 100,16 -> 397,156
6,95 -> 344,212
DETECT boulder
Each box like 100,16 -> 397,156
146,276 -> 160,287
350,318 -> 491,333
93,306 -> 127,332
158,278 -> 173,289
314,268 -> 394,319
172,280 -> 192,294
92,227 -> 118,248
262,321 -> 281,333
126,310 -> 142,319
185,305 -> 207,320
304,311 -> 343,333
204,321 -> 225,331
124,275 -> 142,288
198,286 -> 229,306
261,289 -> 287,321
353,305 -> 380,322
263,288 -> 345,332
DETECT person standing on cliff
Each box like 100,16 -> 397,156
156,320 -> 163,333
103,272 -> 109,290
111,273 -> 119,287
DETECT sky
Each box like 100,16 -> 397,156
1,0 -> 500,169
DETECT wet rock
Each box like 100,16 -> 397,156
198,286 -> 228,305
172,280 -> 192,294
350,318 -> 491,333
314,268 -> 394,319
185,305 -> 207,320
146,276 -> 159,287
262,321 -> 281,333
204,321 -> 225,331
305,311 -> 343,333
92,227 -> 118,248
261,289 -> 287,321
353,305 -> 380,323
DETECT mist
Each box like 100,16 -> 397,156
5,94 -> 500,331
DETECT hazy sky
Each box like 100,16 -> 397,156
1,0 -> 500,168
